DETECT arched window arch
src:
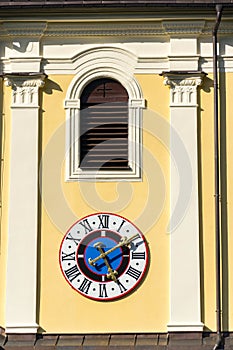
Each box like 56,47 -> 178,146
64,47 -> 145,181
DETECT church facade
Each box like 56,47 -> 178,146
0,1 -> 233,349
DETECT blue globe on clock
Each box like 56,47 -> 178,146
59,213 -> 149,301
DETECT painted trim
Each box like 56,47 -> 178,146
2,20 -> 233,75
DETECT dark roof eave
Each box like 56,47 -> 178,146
1,0 -> 233,9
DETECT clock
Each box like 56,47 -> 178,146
59,213 -> 149,301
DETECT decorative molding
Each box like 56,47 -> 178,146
67,47 -> 138,96
129,99 -> 146,108
202,20 -> 233,35
4,74 -> 45,107
218,21 -> 233,34
162,72 -> 206,106
64,99 -> 80,109
2,22 -> 47,37
0,19 -> 233,40
42,55 -> 233,75
42,46 -> 144,75
2,20 -> 233,75
5,20 -> 233,38
4,74 -> 46,87
164,75 -> 203,88
162,20 -> 205,35
3,57 -> 43,74
45,22 -> 164,37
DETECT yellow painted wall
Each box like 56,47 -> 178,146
1,71 -> 232,333
39,74 -> 170,333
199,72 -> 233,331
199,74 -> 216,331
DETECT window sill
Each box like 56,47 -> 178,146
65,167 -> 142,182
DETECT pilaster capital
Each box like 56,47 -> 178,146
162,71 -> 206,89
4,73 -> 46,88
161,71 -> 206,106
4,73 -> 46,107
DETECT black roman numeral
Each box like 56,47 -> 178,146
116,219 -> 125,233
99,283 -> 108,298
126,266 -> 142,280
65,265 -> 81,282
61,251 -> 76,261
132,252 -> 146,260
79,219 -> 93,234
98,214 -> 109,229
65,232 -> 81,246
78,278 -> 92,294
117,279 -> 127,293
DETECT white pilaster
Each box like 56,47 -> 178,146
5,74 -> 45,334
163,72 -> 205,332
162,21 -> 205,71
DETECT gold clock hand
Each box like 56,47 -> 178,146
88,233 -> 139,266
89,242 -> 118,282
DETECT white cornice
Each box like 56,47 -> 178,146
2,22 -> 47,37
0,20 -> 207,39
217,21 -> 233,34
0,18 -> 233,38
2,19 -> 233,74
201,20 -> 233,35
44,22 -> 165,37
162,20 -> 205,35
0,20 -> 233,39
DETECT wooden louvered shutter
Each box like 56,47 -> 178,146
80,78 -> 129,170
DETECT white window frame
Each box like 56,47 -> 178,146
64,49 -> 145,181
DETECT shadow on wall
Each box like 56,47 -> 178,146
198,69 -> 229,332
197,75 -> 213,330
43,79 -> 63,95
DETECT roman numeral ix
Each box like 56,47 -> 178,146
61,251 -> 76,261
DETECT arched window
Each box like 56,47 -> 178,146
80,78 -> 129,171
64,48 -> 145,181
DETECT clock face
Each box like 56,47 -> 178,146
59,213 -> 149,301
